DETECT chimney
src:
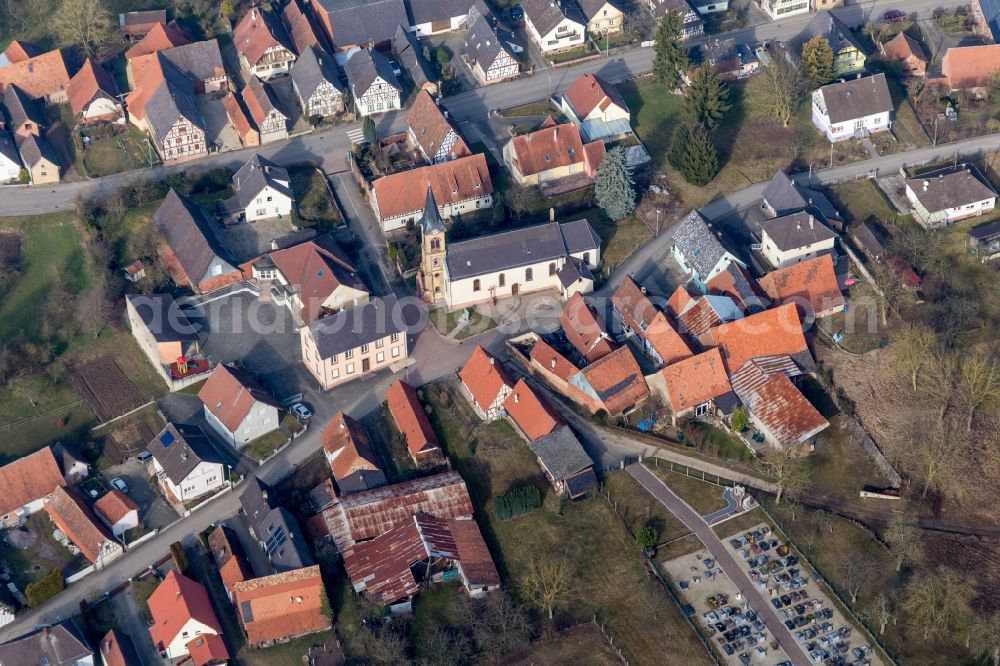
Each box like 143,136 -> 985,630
489,356 -> 495,366
176,590 -> 182,599
514,394 -> 520,403
549,207 -> 555,222
923,180 -> 929,191
261,488 -> 268,500
42,628 -> 49,638
550,358 -> 557,369
809,215 -> 814,229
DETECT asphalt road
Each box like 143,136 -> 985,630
627,462 -> 813,666
0,0 -> 963,218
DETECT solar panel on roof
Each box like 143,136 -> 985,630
264,526 -> 287,555
240,600 -> 254,622
161,431 -> 175,447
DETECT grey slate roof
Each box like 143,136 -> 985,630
345,47 -> 402,97
530,425 -> 593,480
161,39 -> 226,84
307,294 -> 422,359
970,218 -> 1000,241
145,57 -> 204,143
464,9 -> 514,69
521,0 -> 585,36
0,622 -> 92,666
227,153 -> 293,211
392,25 -> 435,90
576,0 -> 620,21
125,293 -> 200,342
315,0 -> 409,47
761,211 -> 837,251
240,476 -> 279,527
817,73 -> 892,124
256,506 -> 315,572
557,255 -> 594,287
446,220 -> 599,280
794,11 -> 865,57
0,131 -> 19,168
146,423 -> 224,485
407,0 -> 476,25
761,170 -> 842,226
153,189 -> 235,286
18,133 -> 59,169
905,167 -> 999,213
290,45 -> 344,102
3,83 -> 45,131
672,211 -> 731,279
419,186 -> 446,234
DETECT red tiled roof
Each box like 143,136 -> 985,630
758,255 -> 844,319
560,292 -> 617,363
0,49 -> 71,100
93,489 -> 138,526
0,446 -> 65,518
282,0 -> 323,54
184,633 -> 229,666
612,276 -> 657,333
3,40 -> 43,63
207,525 -> 252,593
644,312 -> 692,365
659,348 -> 732,413
564,72 -> 627,119
502,378 -> 563,440
703,303 -> 809,374
677,297 -> 725,338
730,360 -> 828,448
234,7 -> 291,66
321,412 -> 382,481
45,486 -> 116,565
705,263 -> 768,312
264,241 -> 360,324
98,630 -> 134,666
231,566 -> 329,645
583,139 -> 606,177
529,338 -> 578,382
148,570 -> 223,651
120,10 -> 168,33
198,364 -> 278,433
386,380 -> 440,457
67,59 -> 119,116
942,44 -> 1000,89
406,90 -> 470,162
459,346 -> 514,413
125,23 -> 190,60
372,153 -> 492,220
578,345 -> 648,415
508,122 -> 586,178
221,92 -> 256,140
666,285 -> 694,318
881,32 -> 927,75
449,518 -> 500,587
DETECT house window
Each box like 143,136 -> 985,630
549,262 -> 556,276
431,238 -> 441,251
499,273 -> 505,287
695,402 -> 710,417
376,352 -> 384,363
361,344 -> 369,353
346,349 -> 354,359
583,252 -> 590,265
330,354 -> 337,363
376,338 -> 384,349
392,346 -> 400,358
391,333 -> 399,343
473,279 -> 481,292
525,267 -> 533,282
346,363 -> 355,374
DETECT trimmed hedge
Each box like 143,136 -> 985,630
26,569 -> 65,608
492,484 -> 541,521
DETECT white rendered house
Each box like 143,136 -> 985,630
811,74 -> 893,142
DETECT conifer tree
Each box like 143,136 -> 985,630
595,146 -> 637,220
683,62 -> 732,129
653,12 -> 689,89
801,36 -> 836,90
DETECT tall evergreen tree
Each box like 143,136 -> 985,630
670,124 -> 719,186
667,124 -> 691,172
653,12 -> 689,89
683,62 -> 732,129
362,116 -> 377,144
801,36 -> 836,90
594,146 -> 636,220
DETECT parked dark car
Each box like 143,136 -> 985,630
510,5 -> 524,23
882,9 -> 906,22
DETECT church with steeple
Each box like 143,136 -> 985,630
417,187 -> 603,311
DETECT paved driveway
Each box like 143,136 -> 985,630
627,463 -> 811,666
100,459 -> 178,531
110,585 -> 164,665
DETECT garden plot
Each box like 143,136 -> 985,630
71,357 -> 147,422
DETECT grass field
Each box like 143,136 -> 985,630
428,307 -> 497,340
423,380 -> 711,666
240,635 -> 326,666
289,166 -> 343,230
643,463 -> 729,516
82,126 -> 154,178
602,471 -> 690,543
507,622 -> 623,665
827,180 -> 907,228
0,512 -> 88,590
243,429 -> 289,462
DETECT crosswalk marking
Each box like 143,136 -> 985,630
345,127 -> 366,144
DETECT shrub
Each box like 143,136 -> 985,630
636,525 -> 659,550
492,484 -> 541,520
26,569 -> 65,608
170,541 -> 189,574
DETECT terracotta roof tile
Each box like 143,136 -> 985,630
320,412 -> 382,482
67,59 -> 120,117
198,364 -> 278,433
44,486 -> 116,564
578,345 -> 648,414
564,72 -> 627,119
0,49 -> 71,100
0,446 -> 65,518
221,92 -> 257,140
234,7 -> 294,67
231,566 -> 329,645
666,285 -> 694,318
406,90 -> 470,162
758,255 -> 845,319
508,122 -> 588,178
99,629 -> 140,666
881,32 -> 927,76
459,346 -> 514,413
943,44 -> 1000,90
583,139 -> 606,177
148,570 -> 223,651
3,40 -> 43,63
207,525 -> 253,592
529,338 -> 578,382
730,360 -> 828,448
184,633 -> 229,666
612,276 -> 658,333
560,292 -> 617,363
386,380 -> 440,457
703,303 -> 810,374
705,263 -> 769,312
282,0 -> 324,54
644,312 -> 692,365
502,378 -> 563,440
659,348 -> 732,413
124,23 -> 190,60
372,153 -> 492,220
93,489 -> 138,526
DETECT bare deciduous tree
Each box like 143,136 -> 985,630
889,324 -> 937,392
836,550 -> 879,603
903,569 -> 974,642
745,46 -> 802,127
52,0 -> 115,57
465,591 -> 531,654
910,415 -> 966,499
957,352 -> 1000,431
884,515 -> 922,572
361,625 -> 407,665
522,557 -> 571,620
865,592 -> 893,635
974,611 -> 1000,666
760,447 -> 810,504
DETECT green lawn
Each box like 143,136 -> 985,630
240,635 -> 329,666
289,166 -> 343,230
423,380 -> 711,666
642,463 -> 729,516
0,512 -> 88,591
243,429 -> 289,462
81,125 -> 155,177
499,100 -> 560,118
428,307 -> 497,340
548,45 -> 594,64
683,422 -> 755,464
827,179 -> 904,228
711,506 -> 769,538
602,471 -> 690,542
